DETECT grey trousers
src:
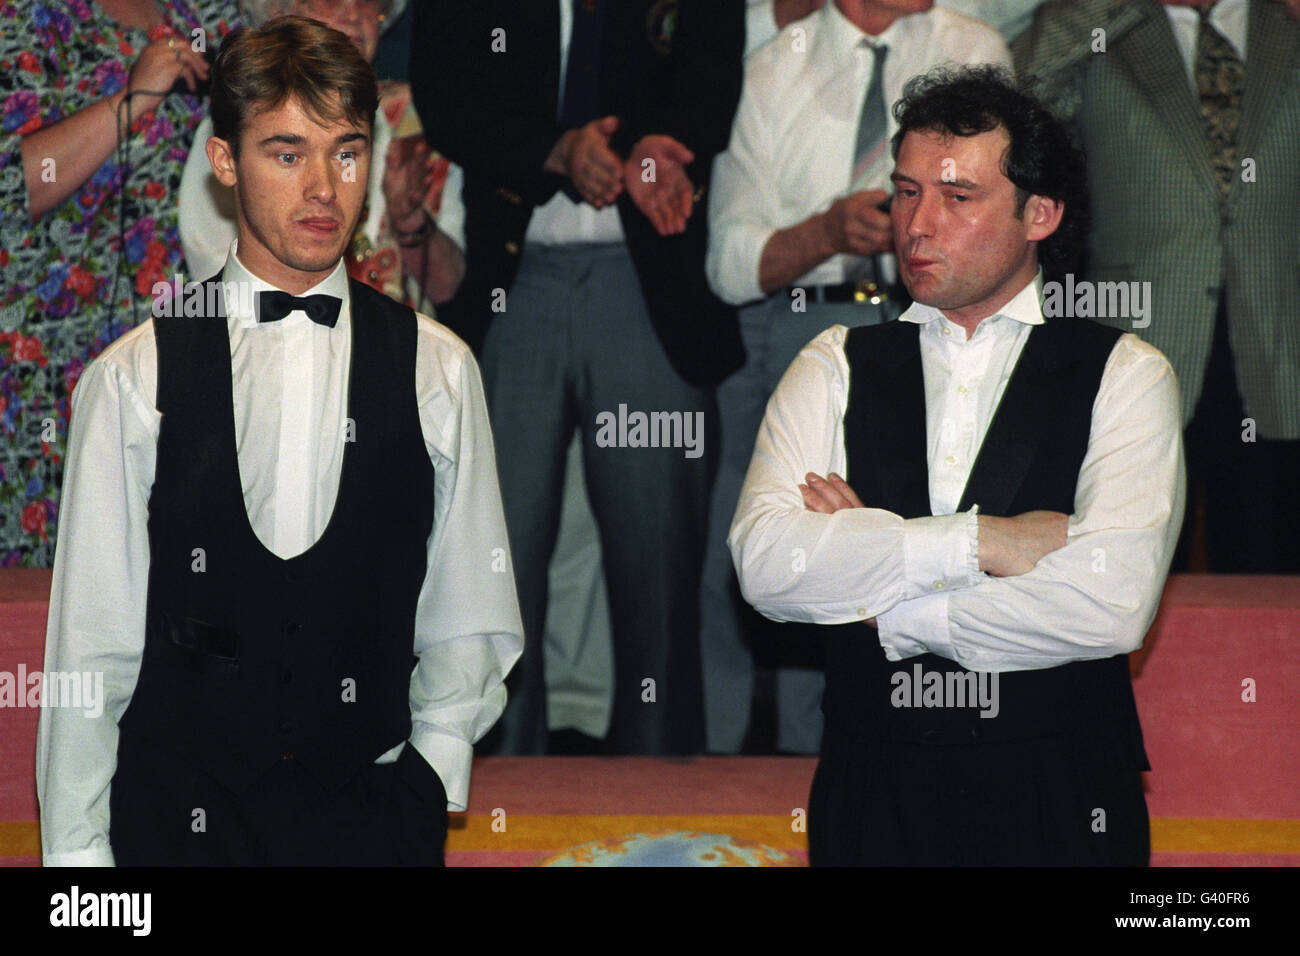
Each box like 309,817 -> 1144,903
544,433 -> 612,738
700,294 -> 891,753
479,242 -> 716,754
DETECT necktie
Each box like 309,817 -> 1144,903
559,0 -> 604,202
846,41 -> 892,287
1194,5 -> 1244,200
256,290 -> 342,328
850,41 -> 890,193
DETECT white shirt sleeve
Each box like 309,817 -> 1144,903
36,329 -> 160,867
406,319 -> 524,811
706,62 -> 783,306
728,325 -> 980,626
876,334 -> 1186,671
744,0 -> 779,57
435,160 -> 467,252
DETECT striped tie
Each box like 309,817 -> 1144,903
850,41 -> 890,193
1194,6 -> 1244,200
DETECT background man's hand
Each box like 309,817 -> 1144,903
545,115 -> 624,208
624,134 -> 696,236
383,134 -> 436,232
822,189 -> 893,257
978,511 -> 1069,577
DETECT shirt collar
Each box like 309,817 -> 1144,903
823,1 -> 914,66
900,269 -> 1046,336
219,239 -> 351,327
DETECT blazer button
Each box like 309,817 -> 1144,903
282,619 -> 301,636
969,725 -> 983,742
280,721 -> 292,735
504,240 -> 519,255
922,729 -> 942,744
284,567 -> 298,584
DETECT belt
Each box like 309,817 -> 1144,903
787,278 -> 895,306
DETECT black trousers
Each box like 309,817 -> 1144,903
1175,295 -> 1300,573
808,723 -> 1150,867
110,738 -> 448,866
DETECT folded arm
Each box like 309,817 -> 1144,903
876,335 -> 1186,671
728,326 -> 982,625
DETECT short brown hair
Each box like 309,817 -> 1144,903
210,16 -> 378,157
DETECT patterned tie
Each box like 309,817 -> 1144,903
850,41 -> 890,193
1194,5 -> 1244,200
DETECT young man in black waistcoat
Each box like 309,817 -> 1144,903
35,17 -> 523,866
729,66 -> 1186,866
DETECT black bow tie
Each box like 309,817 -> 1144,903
256,290 -> 342,328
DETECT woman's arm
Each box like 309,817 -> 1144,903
20,32 -> 206,220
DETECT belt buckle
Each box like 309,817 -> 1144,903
854,279 -> 888,306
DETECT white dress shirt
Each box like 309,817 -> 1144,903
36,243 -> 524,866
178,110 -> 468,284
744,0 -> 1050,56
728,273 -> 1186,672
707,2 -> 1011,305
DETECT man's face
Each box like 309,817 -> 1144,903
294,0 -> 382,64
207,94 -> 370,292
890,126 -> 1059,328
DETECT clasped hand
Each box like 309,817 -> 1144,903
552,117 -> 696,236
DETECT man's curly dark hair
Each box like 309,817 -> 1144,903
890,65 -> 1089,280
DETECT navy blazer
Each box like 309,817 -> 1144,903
411,0 -> 746,385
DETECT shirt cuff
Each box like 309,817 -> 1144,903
900,507 -> 981,599
408,728 -> 474,813
43,846 -> 116,867
711,222 -> 777,305
876,589 -> 953,662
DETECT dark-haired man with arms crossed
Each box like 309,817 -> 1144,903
729,66 -> 1185,865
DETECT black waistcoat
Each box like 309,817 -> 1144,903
119,278 -> 436,794
825,317 -> 1148,767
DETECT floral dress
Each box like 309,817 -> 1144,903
0,0 -> 238,566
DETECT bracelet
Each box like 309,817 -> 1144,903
394,210 -> 435,247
